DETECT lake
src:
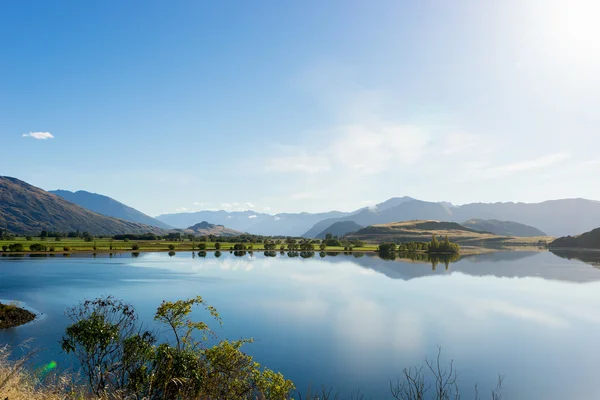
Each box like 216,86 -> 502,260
1,250 -> 600,399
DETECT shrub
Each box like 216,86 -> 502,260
1,245 -> 7,252
8,243 -> 24,252
168,244 -> 175,251
63,246 -> 71,252
131,244 -> 140,251
198,243 -> 207,250
49,246 -> 55,252
214,242 -> 221,250
25,236 -> 32,241
29,243 -> 47,252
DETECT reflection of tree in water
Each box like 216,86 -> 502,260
233,250 -> 247,257
263,251 -> 277,257
300,251 -> 314,259
378,251 -> 460,270
214,251 -> 222,258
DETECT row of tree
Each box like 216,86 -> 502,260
378,235 -> 460,254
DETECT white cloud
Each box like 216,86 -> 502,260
484,153 -> 570,178
22,132 -> 54,140
192,201 -> 204,207
331,123 -> 430,174
263,206 -> 272,211
221,202 -> 256,212
248,215 -> 258,219
175,207 -> 188,212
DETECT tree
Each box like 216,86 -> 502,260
8,243 -> 24,252
40,230 -> 48,238
198,243 -> 207,250
168,244 -> 176,251
378,243 -> 397,253
215,242 -> 221,250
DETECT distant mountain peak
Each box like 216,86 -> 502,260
50,189 -> 172,230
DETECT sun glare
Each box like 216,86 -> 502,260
545,0 -> 600,63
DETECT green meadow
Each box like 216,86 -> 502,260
0,237 -> 380,253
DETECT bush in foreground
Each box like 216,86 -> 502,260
60,295 -> 294,399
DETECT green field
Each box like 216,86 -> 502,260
0,237 -> 380,253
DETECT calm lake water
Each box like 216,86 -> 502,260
1,250 -> 600,399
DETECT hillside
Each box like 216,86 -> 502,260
346,220 -> 548,247
51,190 -> 172,229
549,228 -> 600,249
183,221 -> 244,237
0,177 -> 165,235
462,219 -> 547,237
315,221 -> 364,239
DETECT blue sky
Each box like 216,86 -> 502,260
1,0 -> 599,216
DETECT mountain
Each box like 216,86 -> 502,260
0,176 -> 166,235
156,210 -> 349,237
303,199 -> 452,238
183,221 -> 244,237
315,221 -> 364,239
549,228 -> 600,249
304,198 -> 600,238
462,219 -> 547,237
51,190 -> 172,230
450,199 -> 600,237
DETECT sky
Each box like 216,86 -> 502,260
1,0 -> 599,217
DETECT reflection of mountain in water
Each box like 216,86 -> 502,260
328,251 -> 600,283
549,249 -> 600,267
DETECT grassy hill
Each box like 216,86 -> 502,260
0,176 -> 166,235
347,220 -> 551,247
51,190 -> 172,229
549,228 -> 600,249
462,219 -> 547,237
182,221 -> 244,237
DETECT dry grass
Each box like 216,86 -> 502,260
0,345 -> 85,400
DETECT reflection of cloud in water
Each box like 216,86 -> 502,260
463,299 -> 568,328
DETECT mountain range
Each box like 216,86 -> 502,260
297,198 -> 600,238
155,210 -> 349,237
0,177 -> 165,235
3,175 -> 600,238
51,190 -> 172,230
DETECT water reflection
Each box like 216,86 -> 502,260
550,249 -> 600,267
2,251 -> 600,399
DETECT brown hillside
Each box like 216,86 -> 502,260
0,176 -> 166,235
